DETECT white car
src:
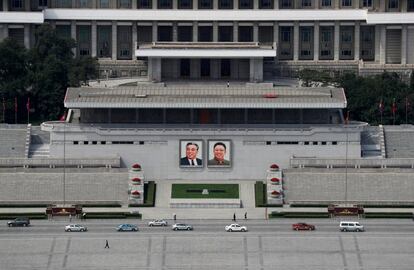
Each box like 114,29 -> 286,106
225,223 -> 248,232
65,224 -> 88,232
172,223 -> 193,231
339,221 -> 365,232
148,219 -> 168,227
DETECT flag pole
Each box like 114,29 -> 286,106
14,97 -> 17,124
26,97 -> 30,124
406,97 -> 408,125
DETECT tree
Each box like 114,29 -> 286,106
69,56 -> 99,87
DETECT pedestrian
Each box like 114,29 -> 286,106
173,213 -> 176,222
69,214 -> 72,222
227,81 -> 230,88
104,240 -> 110,249
233,213 -> 236,222
82,212 -> 86,220
244,212 -> 247,220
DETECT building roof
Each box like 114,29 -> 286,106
64,86 -> 347,109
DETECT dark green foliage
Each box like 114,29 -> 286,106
299,70 -> 414,125
0,24 -> 99,123
255,181 -> 266,207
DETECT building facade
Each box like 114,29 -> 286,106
1,0 -> 414,81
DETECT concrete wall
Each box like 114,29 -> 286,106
48,125 -> 361,181
284,168 -> 414,205
0,169 -> 128,205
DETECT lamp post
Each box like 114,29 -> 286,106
63,121 -> 66,206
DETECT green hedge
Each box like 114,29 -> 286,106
364,212 -> 413,219
129,181 -> 156,207
269,211 -> 329,218
84,212 -> 141,219
0,204 -> 49,208
0,213 -> 47,220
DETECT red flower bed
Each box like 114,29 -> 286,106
131,163 -> 141,171
270,164 -> 279,170
131,190 -> 141,197
270,178 -> 280,184
131,178 -> 141,184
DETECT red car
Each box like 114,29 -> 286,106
292,223 -> 315,231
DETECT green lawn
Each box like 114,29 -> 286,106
171,184 -> 239,199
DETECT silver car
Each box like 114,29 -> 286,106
225,223 -> 248,232
65,224 -> 87,232
172,223 -> 193,231
148,219 -> 168,227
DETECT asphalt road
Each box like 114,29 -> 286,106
1,219 -> 413,270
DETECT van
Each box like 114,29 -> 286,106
339,221 -> 364,232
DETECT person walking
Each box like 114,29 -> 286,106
244,212 -> 247,220
233,213 -> 236,222
104,240 -> 110,249
173,213 -> 177,222
69,214 -> 72,222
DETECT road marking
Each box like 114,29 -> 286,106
146,236 -> 152,268
46,237 -> 56,270
338,236 -> 348,269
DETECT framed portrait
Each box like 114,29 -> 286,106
207,140 -> 231,167
179,140 -> 203,168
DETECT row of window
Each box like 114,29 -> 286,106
71,140 -> 339,145
5,0 -> 414,11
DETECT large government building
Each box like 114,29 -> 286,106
1,0 -> 414,81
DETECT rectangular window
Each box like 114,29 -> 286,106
118,0 -> 131,8
239,0 -> 253,8
137,25 -> 152,43
178,0 -> 192,8
360,26 -> 375,61
259,0 -> 273,9
97,26 -> 111,58
198,26 -> 213,42
79,0 -> 91,8
138,0 -> 152,8
279,26 -> 293,59
299,26 -> 313,60
8,28 -> 24,46
56,0 -> 71,7
258,26 -> 273,44
238,26 -> 253,42
341,0 -> 352,7
218,25 -> 233,41
301,0 -> 312,8
199,0 -> 213,8
55,25 -> 71,39
279,0 -> 292,8
158,25 -> 173,41
11,0 -> 23,9
99,0 -> 109,8
177,26 -> 193,41
409,0 -> 414,11
362,0 -> 372,7
321,0 -> 331,7
218,0 -> 233,8
158,0 -> 172,8
388,0 -> 399,9
38,0 -> 48,7
340,26 -> 353,60
77,25 -> 91,56
319,26 -> 333,60
118,26 -> 132,60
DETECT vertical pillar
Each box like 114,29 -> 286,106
211,59 -> 220,79
314,22 -> 319,61
152,0 -> 157,8
213,21 -> 218,42
91,21 -> 97,57
401,0 -> 407,12
71,21 -> 77,57
379,0 -> 386,11
25,0 -> 30,11
112,21 -> 117,60
173,0 -> 177,9
273,22 -> 279,52
293,21 -> 299,61
253,22 -> 259,42
249,58 -> 263,82
274,0 -> 278,9
172,22 -> 178,41
92,0 -> 97,8
401,25 -> 407,65
132,23 -> 137,59
253,0 -> 258,9
3,0 -> 8,11
213,0 -> 218,9
23,24 -> 30,49
233,0 -> 238,9
379,25 -> 386,64
190,59 -> 199,78
334,0 -> 339,9
193,0 -> 198,9
334,21 -> 340,61
354,21 -> 360,60
132,0 -> 137,9
374,24 -> 380,62
314,0 -> 319,8
0,25 -> 7,42
148,58 -> 161,81
233,21 -> 238,42
152,21 -> 158,42
193,21 -> 198,41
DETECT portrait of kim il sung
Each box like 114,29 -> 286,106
208,140 -> 231,167
180,140 -> 203,167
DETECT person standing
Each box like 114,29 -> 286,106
173,213 -> 177,222
105,240 -> 110,249
233,213 -> 236,222
244,212 -> 247,220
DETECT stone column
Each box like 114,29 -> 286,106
91,21 -> 97,57
401,25 -> 407,65
92,0 -> 97,8
0,25 -> 6,42
334,0 -> 339,9
152,0 -> 157,9
249,58 -> 263,82
190,59 -> 200,78
253,22 -> 259,42
401,0 -> 407,12
25,0 -> 30,11
233,21 -> 238,42
24,24 -> 30,49
253,0 -> 258,9
193,21 -> 198,41
213,0 -> 218,9
233,0 -> 238,9
211,59 -> 220,79
274,0 -> 278,9
148,57 -> 161,81
173,0 -> 177,9
293,21 -> 299,61
152,21 -> 158,42
193,0 -> 198,9
172,22 -> 178,41
374,25 -> 380,62
273,22 -> 278,53
3,0 -> 8,11
213,21 -> 218,42
132,0 -> 137,9
112,21 -> 117,60
314,22 -> 319,61
379,25 -> 386,64
379,0 -> 385,11
314,0 -> 319,8
71,21 -> 77,57
132,23 -> 137,59
334,21 -> 340,61
354,21 -> 360,60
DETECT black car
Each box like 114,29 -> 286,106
7,217 -> 30,227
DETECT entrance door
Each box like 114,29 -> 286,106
200,59 -> 210,77
221,59 -> 231,77
180,59 -> 190,77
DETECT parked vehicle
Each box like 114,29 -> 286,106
292,223 -> 315,231
172,223 -> 193,231
225,223 -> 247,232
339,221 -> 364,232
65,224 -> 88,232
148,219 -> 168,227
117,224 -> 138,232
7,217 -> 30,227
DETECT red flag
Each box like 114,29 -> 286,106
26,97 -> 30,112
391,99 -> 397,115
59,111 -> 67,121
14,97 -> 17,113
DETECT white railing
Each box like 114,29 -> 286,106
290,157 -> 414,169
0,156 -> 121,168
